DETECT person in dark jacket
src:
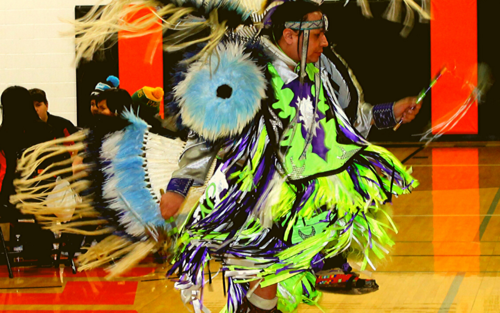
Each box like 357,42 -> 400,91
0,86 -> 54,264
0,86 -> 52,204
29,88 -> 78,140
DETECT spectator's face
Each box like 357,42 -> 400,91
90,99 -> 99,115
34,101 -> 49,122
97,99 -> 115,116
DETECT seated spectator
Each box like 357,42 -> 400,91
0,86 -> 51,205
89,76 -> 120,116
96,88 -> 132,117
72,88 -> 131,174
0,86 -> 53,264
29,88 -> 78,140
131,86 -> 176,138
131,86 -> 182,139
72,77 -> 122,172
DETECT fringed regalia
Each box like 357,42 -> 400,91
167,41 -> 417,312
11,113 -> 185,278
9,0 -> 430,312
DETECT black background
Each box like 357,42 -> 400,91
76,1 -> 499,141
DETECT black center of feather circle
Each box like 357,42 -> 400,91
216,84 -> 233,99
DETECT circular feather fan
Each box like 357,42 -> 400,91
174,40 -> 268,141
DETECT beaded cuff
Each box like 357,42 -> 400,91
373,102 -> 397,129
166,178 -> 194,198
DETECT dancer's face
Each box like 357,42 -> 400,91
301,12 -> 329,64
280,11 -> 329,64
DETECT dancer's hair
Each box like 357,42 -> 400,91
267,1 -> 323,42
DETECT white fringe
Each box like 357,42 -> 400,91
11,131 -> 101,229
144,132 -> 185,201
253,172 -> 285,229
357,0 -> 373,18
384,0 -> 403,23
383,0 -> 431,37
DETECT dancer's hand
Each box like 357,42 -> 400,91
160,191 -> 185,220
394,97 -> 421,124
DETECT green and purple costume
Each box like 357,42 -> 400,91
169,57 -> 417,312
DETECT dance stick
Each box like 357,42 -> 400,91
393,67 -> 447,131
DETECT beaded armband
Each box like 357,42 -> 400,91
373,102 -> 397,129
166,178 -> 194,198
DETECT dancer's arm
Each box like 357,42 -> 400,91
320,53 -> 421,135
160,132 -> 220,220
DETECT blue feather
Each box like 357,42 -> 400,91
177,41 -> 267,140
103,110 -> 166,236
165,44 -> 206,131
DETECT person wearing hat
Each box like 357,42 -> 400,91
72,80 -> 124,174
29,88 -> 78,140
131,86 -> 178,138
89,75 -> 120,116
132,86 -> 164,112
96,88 -> 132,117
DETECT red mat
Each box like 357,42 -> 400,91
0,281 -> 138,305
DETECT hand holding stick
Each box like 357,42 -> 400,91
393,67 -> 447,131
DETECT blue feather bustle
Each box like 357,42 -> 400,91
83,114 -> 130,229
101,110 -> 169,239
168,35 -> 273,142
164,44 -> 205,132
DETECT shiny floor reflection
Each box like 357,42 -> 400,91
2,143 -> 500,313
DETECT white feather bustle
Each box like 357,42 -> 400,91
101,123 -> 185,238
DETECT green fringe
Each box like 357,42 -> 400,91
277,271 -> 323,312
176,121 -> 418,309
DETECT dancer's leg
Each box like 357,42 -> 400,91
250,281 -> 277,299
242,281 -> 279,312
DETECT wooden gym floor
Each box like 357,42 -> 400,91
1,142 -> 500,313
